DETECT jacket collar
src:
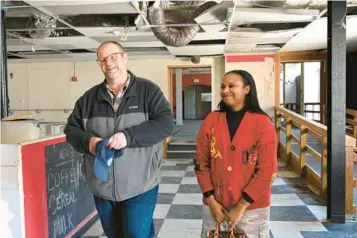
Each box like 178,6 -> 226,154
96,70 -> 137,102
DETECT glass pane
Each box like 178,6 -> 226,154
284,63 -> 302,113
280,63 -> 284,105
304,62 -> 321,121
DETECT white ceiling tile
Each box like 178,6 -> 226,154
28,2 -> 137,15
228,8 -> 319,24
75,27 -> 152,37
92,35 -> 159,43
27,37 -> 100,48
194,32 -> 228,41
8,45 -> 52,52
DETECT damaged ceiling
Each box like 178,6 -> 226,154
3,0 -> 357,62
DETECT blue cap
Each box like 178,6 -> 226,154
94,139 -> 124,182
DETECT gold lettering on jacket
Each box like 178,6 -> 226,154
210,128 -> 222,159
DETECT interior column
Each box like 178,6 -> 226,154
175,68 -> 183,125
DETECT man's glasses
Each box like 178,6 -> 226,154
97,52 -> 124,65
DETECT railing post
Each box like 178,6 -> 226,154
300,125 -> 307,171
163,138 -> 168,160
275,109 -> 281,139
345,146 -> 356,214
321,136 -> 328,199
286,116 -> 292,165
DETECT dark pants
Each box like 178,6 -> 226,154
93,185 -> 158,238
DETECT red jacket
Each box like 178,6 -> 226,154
195,111 -> 278,210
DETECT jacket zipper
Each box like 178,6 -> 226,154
104,98 -> 117,201
113,96 -> 130,201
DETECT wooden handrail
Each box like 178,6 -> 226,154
347,108 -> 357,118
346,108 -> 357,144
275,106 -> 357,214
276,106 -> 327,136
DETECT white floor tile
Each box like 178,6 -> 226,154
271,194 -> 305,206
159,184 -> 180,194
181,177 -> 198,184
186,165 -> 195,171
307,205 -> 328,222
172,193 -> 203,205
278,171 -> 299,178
163,159 -> 192,164
161,171 -> 186,177
162,161 -> 178,166
154,204 -> 171,219
158,219 -> 202,238
272,177 -> 287,186
270,221 -> 327,238
82,220 -> 103,236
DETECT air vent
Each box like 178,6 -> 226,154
189,39 -> 226,45
68,49 -> 95,53
7,55 -> 25,59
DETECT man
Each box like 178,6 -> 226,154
64,41 -> 174,238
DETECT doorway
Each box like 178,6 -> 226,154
169,66 -> 212,123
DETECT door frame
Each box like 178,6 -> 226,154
167,65 -> 211,119
279,51 -> 327,124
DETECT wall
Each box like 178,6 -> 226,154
284,63 -> 300,104
212,57 -> 225,111
172,72 -> 211,116
347,52 -> 357,110
195,85 -> 211,119
225,54 -> 276,117
7,57 -> 215,122
7,54 -> 277,122
173,73 -> 211,87
1,144 -> 24,238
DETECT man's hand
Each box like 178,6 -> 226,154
107,132 -> 127,150
206,196 -> 227,223
227,198 -> 250,231
89,137 -> 103,155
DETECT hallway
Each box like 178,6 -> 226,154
82,159 -> 357,238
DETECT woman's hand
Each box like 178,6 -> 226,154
227,198 -> 250,231
206,196 -> 227,223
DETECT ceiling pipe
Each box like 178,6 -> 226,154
147,0 -> 217,47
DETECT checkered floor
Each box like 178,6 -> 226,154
82,159 -> 357,238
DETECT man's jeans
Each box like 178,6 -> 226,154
93,185 -> 159,238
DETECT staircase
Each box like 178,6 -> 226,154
166,140 -> 196,159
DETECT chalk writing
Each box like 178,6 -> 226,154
45,142 -> 95,238
52,213 -> 74,238
49,189 -> 77,215
47,164 -> 80,192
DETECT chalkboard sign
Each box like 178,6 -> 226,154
45,142 -> 95,238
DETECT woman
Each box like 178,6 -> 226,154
195,70 -> 278,238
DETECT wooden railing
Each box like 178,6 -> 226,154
275,106 -> 357,215
281,102 -> 321,123
346,109 -> 357,147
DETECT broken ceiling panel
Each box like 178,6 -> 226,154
194,1 -> 233,33
228,8 -> 319,25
